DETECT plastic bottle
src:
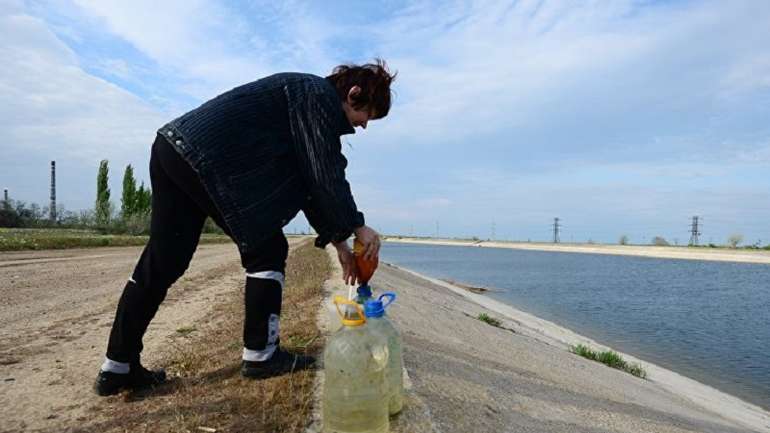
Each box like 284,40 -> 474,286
354,238 -> 378,284
351,238 -> 378,315
363,293 -> 404,415
323,296 -> 390,433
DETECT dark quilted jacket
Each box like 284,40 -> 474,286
157,72 -> 364,253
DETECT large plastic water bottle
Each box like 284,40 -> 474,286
323,296 -> 390,433
364,293 -> 404,416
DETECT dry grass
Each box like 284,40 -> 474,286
82,239 -> 330,433
0,228 -> 230,251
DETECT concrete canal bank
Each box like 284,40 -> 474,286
310,246 -> 770,432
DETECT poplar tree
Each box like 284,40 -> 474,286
121,164 -> 137,218
95,160 -> 112,225
135,182 -> 152,215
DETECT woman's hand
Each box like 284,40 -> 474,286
354,225 -> 380,261
333,241 -> 358,285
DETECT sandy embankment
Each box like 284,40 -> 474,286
387,237 -> 770,265
313,247 -> 770,432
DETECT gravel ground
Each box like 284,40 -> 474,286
0,242 -> 250,432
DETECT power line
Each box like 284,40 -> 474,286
491,220 -> 496,241
50,161 -> 56,222
553,217 -> 561,243
688,216 -> 701,246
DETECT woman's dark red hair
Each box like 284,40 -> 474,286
326,58 -> 396,119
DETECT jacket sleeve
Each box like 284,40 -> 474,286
286,84 -> 365,248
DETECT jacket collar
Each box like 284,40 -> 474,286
335,104 -> 356,136
324,77 -> 355,136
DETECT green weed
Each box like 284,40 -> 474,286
570,344 -> 647,379
477,313 -> 503,328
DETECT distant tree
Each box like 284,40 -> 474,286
651,236 -> 669,246
135,182 -> 152,215
619,235 -> 629,245
79,209 -> 95,226
56,204 -> 65,224
0,200 -> 51,227
95,160 -> 112,225
727,233 -> 743,248
16,201 -> 39,226
121,164 -> 137,218
28,203 -> 43,224
0,199 -> 21,227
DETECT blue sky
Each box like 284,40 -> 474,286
1,0 -> 769,245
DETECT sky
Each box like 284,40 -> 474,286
1,0 -> 769,245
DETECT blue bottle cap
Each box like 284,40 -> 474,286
364,292 -> 396,318
364,299 -> 385,318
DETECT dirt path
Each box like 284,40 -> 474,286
0,241 -> 298,433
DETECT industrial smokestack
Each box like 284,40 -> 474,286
50,161 -> 57,222
3,188 -> 7,203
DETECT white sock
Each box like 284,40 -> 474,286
243,344 -> 277,362
101,357 -> 130,374
243,313 -> 280,362
245,270 -> 284,287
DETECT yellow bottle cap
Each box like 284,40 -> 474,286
334,295 -> 366,327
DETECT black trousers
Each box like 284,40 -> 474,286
105,135 -> 289,364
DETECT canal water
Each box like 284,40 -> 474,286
381,242 -> 770,410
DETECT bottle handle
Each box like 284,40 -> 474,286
333,295 -> 366,324
378,292 -> 396,310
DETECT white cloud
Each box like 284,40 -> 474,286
360,0 -> 770,152
0,8 -> 164,208
721,55 -> 770,96
3,0 -> 770,242
70,0 -> 340,100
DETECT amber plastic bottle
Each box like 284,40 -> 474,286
353,238 -> 378,285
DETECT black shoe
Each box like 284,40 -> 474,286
241,349 -> 316,379
94,363 -> 167,396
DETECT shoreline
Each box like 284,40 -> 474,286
386,262 -> 770,432
385,237 -> 770,265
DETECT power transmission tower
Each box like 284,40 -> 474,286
491,221 -> 496,241
553,217 -> 561,243
50,161 -> 57,222
435,221 -> 439,239
688,216 -> 701,246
